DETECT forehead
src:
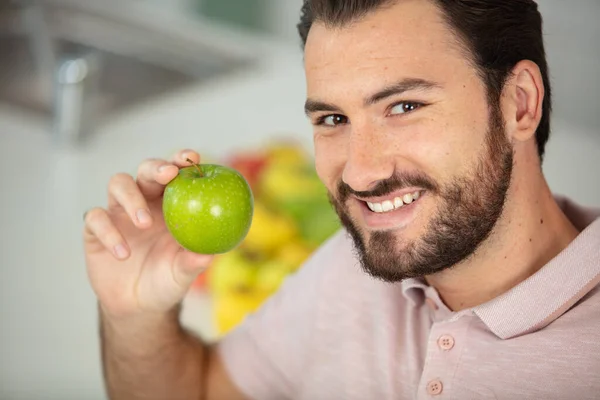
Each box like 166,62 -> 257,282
304,0 -> 474,94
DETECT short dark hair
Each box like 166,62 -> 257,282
297,0 -> 552,161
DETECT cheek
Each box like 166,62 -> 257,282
314,133 -> 347,190
386,120 -> 456,180
400,117 -> 487,182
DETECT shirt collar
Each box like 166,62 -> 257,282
401,277 -> 428,306
401,196 -> 600,340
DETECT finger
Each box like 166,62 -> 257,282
172,249 -> 214,288
136,158 -> 179,199
107,173 -> 153,228
171,149 -> 200,168
84,208 -> 130,260
135,150 -> 201,199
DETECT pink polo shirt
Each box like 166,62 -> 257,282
218,196 -> 600,399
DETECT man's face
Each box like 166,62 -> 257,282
304,0 -> 514,281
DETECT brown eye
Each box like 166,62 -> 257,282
390,102 -> 423,115
320,114 -> 348,126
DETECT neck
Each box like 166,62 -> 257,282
425,154 -> 580,312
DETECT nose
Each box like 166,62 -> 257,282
342,124 -> 395,192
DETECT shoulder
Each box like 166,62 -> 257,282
290,229 -> 393,302
213,230 -> 372,398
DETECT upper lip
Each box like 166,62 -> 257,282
355,188 -> 425,204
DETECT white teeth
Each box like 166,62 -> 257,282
382,200 -> 394,212
367,191 -> 423,213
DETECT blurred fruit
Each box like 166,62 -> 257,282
214,290 -> 269,335
263,140 -> 310,167
241,201 -> 298,256
226,151 -> 268,192
163,162 -> 254,254
191,269 -> 209,290
254,259 -> 293,295
207,249 -> 259,296
282,197 -> 341,247
187,138 -> 343,336
275,241 -> 314,271
259,163 -> 326,207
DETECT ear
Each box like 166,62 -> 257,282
500,60 -> 545,143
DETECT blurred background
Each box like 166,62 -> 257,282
0,0 -> 599,399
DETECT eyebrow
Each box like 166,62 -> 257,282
304,78 -> 442,116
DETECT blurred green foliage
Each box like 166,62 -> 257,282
196,0 -> 270,33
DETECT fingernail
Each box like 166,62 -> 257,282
181,149 -> 192,158
158,164 -> 171,173
136,209 -> 152,224
181,150 -> 196,162
114,244 -> 128,259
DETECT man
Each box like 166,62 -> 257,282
83,0 -> 600,399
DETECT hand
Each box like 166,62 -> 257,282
83,149 -> 214,318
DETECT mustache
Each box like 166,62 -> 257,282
336,171 -> 439,203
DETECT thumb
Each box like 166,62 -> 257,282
172,249 -> 214,288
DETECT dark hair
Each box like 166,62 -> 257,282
297,0 -> 552,161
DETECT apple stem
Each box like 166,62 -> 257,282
186,158 -> 204,177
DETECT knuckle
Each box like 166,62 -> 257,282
137,158 -> 162,177
85,207 -> 105,226
109,173 -> 133,190
129,194 -> 147,209
105,231 -> 123,246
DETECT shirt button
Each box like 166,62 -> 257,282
426,379 -> 443,395
438,334 -> 455,350
425,298 -> 439,310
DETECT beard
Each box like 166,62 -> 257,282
328,103 -> 514,282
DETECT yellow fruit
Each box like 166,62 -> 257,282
207,250 -> 259,297
242,202 -> 297,255
264,140 -> 310,166
254,259 -> 292,295
259,164 -> 324,204
275,241 -> 314,271
214,291 -> 269,335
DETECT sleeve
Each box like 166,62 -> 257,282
215,231 -> 345,400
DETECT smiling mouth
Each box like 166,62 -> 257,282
364,190 -> 424,213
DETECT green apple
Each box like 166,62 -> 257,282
163,161 -> 254,254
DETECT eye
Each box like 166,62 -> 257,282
316,114 -> 349,127
389,101 -> 423,115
